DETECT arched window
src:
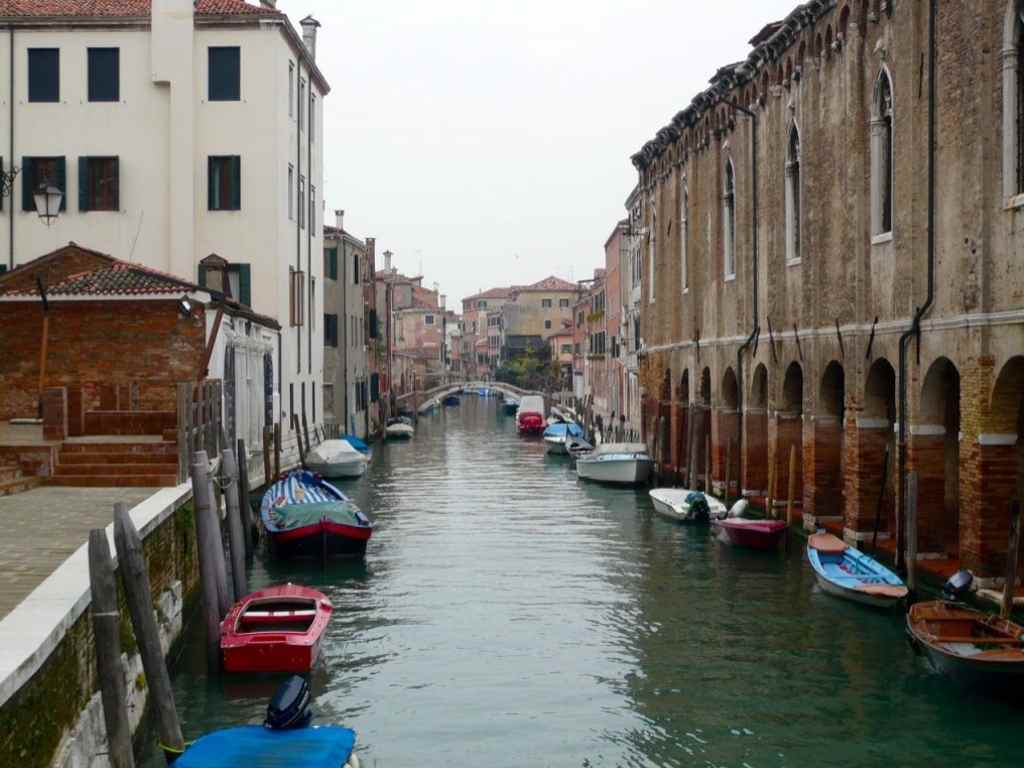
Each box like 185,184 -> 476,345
786,125 -> 802,263
871,69 -> 894,236
723,159 -> 736,279
649,205 -> 657,303
1004,1 -> 1024,200
680,178 -> 689,291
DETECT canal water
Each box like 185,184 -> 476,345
145,396 -> 1021,767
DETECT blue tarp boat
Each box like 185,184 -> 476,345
807,532 -> 908,608
176,725 -> 357,768
340,434 -> 370,455
542,422 -> 585,455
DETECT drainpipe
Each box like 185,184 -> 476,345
9,26 -> 15,270
896,0 -> 937,573
340,234 -> 349,432
723,97 -> 760,498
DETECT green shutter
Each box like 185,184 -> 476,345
21,157 -> 34,211
230,156 -> 241,210
329,249 -> 338,279
78,157 -> 89,212
207,157 -> 215,210
110,157 -> 120,210
198,265 -> 207,288
238,264 -> 251,307
56,157 -> 66,211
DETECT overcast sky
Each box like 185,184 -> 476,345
290,0 -> 796,308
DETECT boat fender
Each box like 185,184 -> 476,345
728,499 -> 749,519
942,570 -> 974,603
265,675 -> 312,730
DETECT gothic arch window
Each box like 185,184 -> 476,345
681,177 -> 689,292
871,68 -> 895,236
786,125 -> 802,263
1003,1 -> 1024,200
649,205 -> 657,303
723,158 -> 737,279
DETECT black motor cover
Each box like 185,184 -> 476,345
265,675 -> 312,730
942,570 -> 974,602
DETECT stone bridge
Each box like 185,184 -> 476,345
395,381 -> 550,415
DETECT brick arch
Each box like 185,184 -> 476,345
839,5 -> 851,40
989,355 -> 1024,436
750,363 -> 769,408
722,367 -> 739,410
700,366 -> 711,405
782,361 -> 804,414
678,368 -> 690,404
820,361 -> 845,419
864,357 -> 896,421
915,356 -> 961,557
920,356 -> 960,425
661,366 -> 672,401
743,363 -> 771,497
825,25 -> 834,59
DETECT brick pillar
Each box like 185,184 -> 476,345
804,417 -> 844,523
961,439 -> 1021,576
843,418 -> 895,541
676,406 -> 690,483
42,387 -> 68,442
742,408 -> 768,498
907,430 -> 952,556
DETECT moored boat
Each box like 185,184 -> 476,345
442,394 -> 461,406
649,488 -> 728,523
543,421 -> 585,455
575,443 -> 652,486
517,395 -> 546,435
304,439 -> 369,479
386,419 -> 415,439
714,516 -> 788,550
806,532 -> 907,608
261,471 -> 374,559
339,434 -> 371,455
502,398 -> 519,415
220,584 -> 333,673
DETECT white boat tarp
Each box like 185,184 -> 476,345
307,440 -> 367,466
518,396 -> 545,416
594,442 -> 649,455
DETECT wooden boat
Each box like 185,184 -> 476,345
261,471 -> 374,559
220,584 -> 333,673
517,395 -> 546,435
385,419 -> 414,439
649,488 -> 728,524
714,517 -> 787,550
806,533 -> 907,608
304,439 -> 368,479
907,601 -> 1024,695
575,443 -> 653,485
543,422 -> 585,455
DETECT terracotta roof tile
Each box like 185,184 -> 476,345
1,262 -> 195,297
0,0 -> 281,18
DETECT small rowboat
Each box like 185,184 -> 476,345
385,420 -> 414,439
806,533 -> 908,608
220,584 -> 333,673
305,439 -> 368,479
543,422 -> 585,455
907,601 -> 1024,696
714,517 -> 787,550
649,488 -> 728,524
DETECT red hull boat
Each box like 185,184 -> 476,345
715,518 -> 788,550
220,584 -> 333,673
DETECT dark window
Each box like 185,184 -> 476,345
1018,21 -> 1024,194
208,156 -> 241,210
544,320 -> 552,329
324,247 -> 338,279
542,299 -> 552,308
227,264 -> 251,306
353,253 -> 359,285
368,309 -> 378,338
370,373 -> 380,403
21,157 -> 66,212
78,157 -> 119,211
87,48 -> 119,102
787,127 -> 801,260
878,72 -> 894,233
28,49 -> 59,102
324,313 -> 338,347
559,298 -> 569,307
299,176 -> 305,229
208,47 -> 240,101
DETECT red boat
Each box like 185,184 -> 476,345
220,584 -> 333,673
517,395 -> 546,435
714,518 -> 788,550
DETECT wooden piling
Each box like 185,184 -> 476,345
724,440 -> 732,506
684,405 -> 694,487
112,504 -> 184,758
292,414 -> 307,466
221,446 -> 249,600
687,409 -> 697,490
786,445 -> 797,527
190,451 -> 226,669
237,438 -> 254,558
302,411 -> 312,457
1002,501 -> 1021,620
871,443 -> 891,552
704,432 -> 711,495
768,455 -> 778,520
274,422 -> 282,479
906,471 -> 919,592
262,426 -> 272,485
88,529 -> 135,768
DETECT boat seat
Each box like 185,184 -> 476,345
808,533 -> 847,555
854,584 -> 908,598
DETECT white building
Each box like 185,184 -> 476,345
0,0 -> 328,438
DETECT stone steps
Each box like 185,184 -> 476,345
48,440 -> 180,488
58,452 -> 176,465
43,475 -> 177,488
0,464 -> 41,497
53,463 -> 178,477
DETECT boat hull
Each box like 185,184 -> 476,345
649,489 -> 727,523
543,436 -> 569,455
304,458 -> 367,479
715,519 -> 787,550
812,570 -> 902,608
386,425 -> 414,439
576,457 -> 652,485
806,534 -> 907,608
270,522 -> 371,559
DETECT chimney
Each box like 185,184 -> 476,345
440,294 -> 447,310
335,209 -> 344,232
384,250 -> 393,273
300,15 -> 321,60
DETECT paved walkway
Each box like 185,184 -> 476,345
0,486 -> 155,619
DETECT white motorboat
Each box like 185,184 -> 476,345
649,488 -> 729,523
385,421 -> 414,440
304,439 -> 369,479
542,422 -> 585,455
575,443 -> 652,485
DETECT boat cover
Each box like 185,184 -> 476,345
519,395 -> 545,415
176,725 -> 356,768
593,442 -> 649,455
543,422 -> 584,439
261,472 -> 370,533
340,435 -> 370,454
307,440 -> 367,466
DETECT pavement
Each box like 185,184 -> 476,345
0,486 -> 156,619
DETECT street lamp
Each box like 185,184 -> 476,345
34,182 -> 63,226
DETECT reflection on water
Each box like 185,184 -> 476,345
144,397 -> 1022,767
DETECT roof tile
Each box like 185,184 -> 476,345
0,0 -> 281,17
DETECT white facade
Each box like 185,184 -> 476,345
0,0 -> 328,435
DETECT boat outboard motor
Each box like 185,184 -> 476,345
265,675 -> 312,730
942,570 -> 974,603
685,491 -> 710,523
727,499 -> 749,519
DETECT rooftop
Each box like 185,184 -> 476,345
0,0 -> 280,19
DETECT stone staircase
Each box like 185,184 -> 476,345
48,441 -> 179,488
0,463 -> 42,497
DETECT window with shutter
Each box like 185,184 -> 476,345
289,269 -> 306,326
208,47 -> 240,101
208,156 -> 241,211
324,313 -> 338,346
352,253 -> 359,285
368,310 -> 378,338
288,164 -> 294,219
79,157 -> 119,211
226,264 -> 251,307
87,49 -> 119,102
288,61 -> 295,117
298,176 -> 305,229
28,49 -> 59,102
324,247 -> 338,279
22,156 -> 66,212
310,185 -> 316,230
370,373 -> 380,403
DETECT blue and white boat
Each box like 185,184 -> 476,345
807,532 -> 908,608
339,434 -> 370,455
543,421 -> 585,455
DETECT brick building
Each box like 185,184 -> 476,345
631,0 -> 1024,578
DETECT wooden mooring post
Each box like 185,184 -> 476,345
88,529 -> 135,768
274,422 -> 282,480
786,444 -> 797,527
292,414 -> 307,466
1001,501 -> 1021,620
221,444 -> 249,600
687,409 -> 697,491
237,438 -> 254,558
704,432 -> 711,495
724,440 -> 733,507
262,425 -> 272,486
190,451 -> 227,670
302,411 -> 312,457
906,471 -> 919,593
113,503 -> 184,759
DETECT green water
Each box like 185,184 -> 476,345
144,397 -> 1022,767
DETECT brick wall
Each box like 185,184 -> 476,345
0,300 -> 205,422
